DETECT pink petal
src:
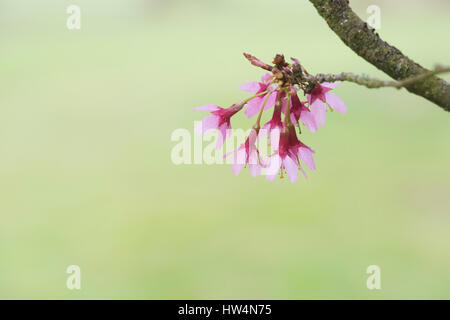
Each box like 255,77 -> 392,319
258,153 -> 269,169
249,164 -> 260,177
297,163 -> 308,178
244,90 -> 277,118
283,156 -> 298,183
321,81 -> 341,89
265,154 -> 281,181
232,163 -> 244,176
269,128 -> 281,151
258,126 -> 269,142
235,146 -> 246,164
325,92 -> 347,113
224,148 -> 236,159
248,150 -> 261,177
216,123 -> 228,149
193,104 -> 221,112
248,148 -> 258,165
224,143 -> 244,159
195,115 -> 219,135
239,81 -> 262,93
300,110 -> 318,132
244,96 -> 264,118
298,147 -> 316,170
310,100 -> 327,127
248,129 -> 258,145
261,73 -> 273,84
290,113 -> 299,125
232,148 -> 246,175
264,91 -> 278,110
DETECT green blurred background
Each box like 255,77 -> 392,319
1,0 -> 449,299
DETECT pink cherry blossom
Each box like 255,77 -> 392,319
284,87 -> 317,132
193,53 -> 349,182
224,128 -> 265,177
194,101 -> 244,149
260,96 -> 283,151
239,74 -> 278,118
306,82 -> 347,126
287,125 -> 316,173
266,125 -> 315,183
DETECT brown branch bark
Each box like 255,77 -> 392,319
309,0 -> 450,112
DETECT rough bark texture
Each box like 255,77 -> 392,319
309,0 -> 450,112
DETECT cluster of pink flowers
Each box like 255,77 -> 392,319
194,54 -> 347,182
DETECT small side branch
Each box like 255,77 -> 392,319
308,66 -> 450,90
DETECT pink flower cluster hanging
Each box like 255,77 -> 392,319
194,53 -> 347,182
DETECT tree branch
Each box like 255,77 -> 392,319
309,0 -> 450,112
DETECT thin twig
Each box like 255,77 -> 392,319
308,67 -> 450,90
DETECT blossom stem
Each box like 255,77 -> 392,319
283,89 -> 292,127
255,91 -> 273,128
243,90 -> 269,104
